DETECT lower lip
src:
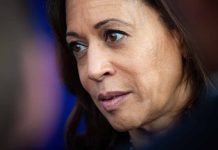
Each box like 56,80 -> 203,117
99,93 -> 130,111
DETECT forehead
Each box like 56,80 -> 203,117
66,0 -> 145,29
66,0 -> 124,10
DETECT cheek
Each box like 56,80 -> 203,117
127,36 -> 183,111
127,45 -> 159,95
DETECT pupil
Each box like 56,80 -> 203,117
74,44 -> 81,51
110,33 -> 117,41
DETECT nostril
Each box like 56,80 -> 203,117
87,62 -> 116,81
104,72 -> 110,76
88,69 -> 114,82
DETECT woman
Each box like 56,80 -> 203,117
47,0 -> 217,149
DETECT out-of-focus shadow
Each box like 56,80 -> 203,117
0,0 -> 29,148
0,0 -> 63,149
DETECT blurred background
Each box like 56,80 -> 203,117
0,0 -> 74,149
0,0 -> 217,149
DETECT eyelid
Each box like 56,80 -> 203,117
103,29 -> 129,44
104,29 -> 129,36
67,41 -> 88,59
68,40 -> 87,48
68,40 -> 86,45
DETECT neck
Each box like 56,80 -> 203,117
129,128 -> 152,149
129,115 -> 178,149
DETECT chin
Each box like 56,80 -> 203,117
108,118 -> 140,132
111,124 -> 133,132
104,110 -> 146,132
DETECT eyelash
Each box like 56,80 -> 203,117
68,29 -> 129,58
104,29 -> 128,43
67,41 -> 87,59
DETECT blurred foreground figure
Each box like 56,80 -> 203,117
0,0 -> 62,149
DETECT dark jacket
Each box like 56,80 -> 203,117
140,86 -> 218,150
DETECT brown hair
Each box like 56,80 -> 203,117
47,0 -> 207,149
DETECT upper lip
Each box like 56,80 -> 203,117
98,91 -> 130,101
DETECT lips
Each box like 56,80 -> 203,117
98,91 -> 130,111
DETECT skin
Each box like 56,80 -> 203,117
66,0 -> 191,147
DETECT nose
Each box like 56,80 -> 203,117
87,47 -> 116,82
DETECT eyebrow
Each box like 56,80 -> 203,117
66,32 -> 80,38
94,18 -> 131,29
66,18 -> 131,38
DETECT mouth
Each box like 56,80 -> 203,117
98,91 -> 131,111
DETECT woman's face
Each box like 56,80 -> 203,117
66,0 -> 189,131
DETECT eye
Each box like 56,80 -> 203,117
104,30 -> 128,43
68,41 -> 87,58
